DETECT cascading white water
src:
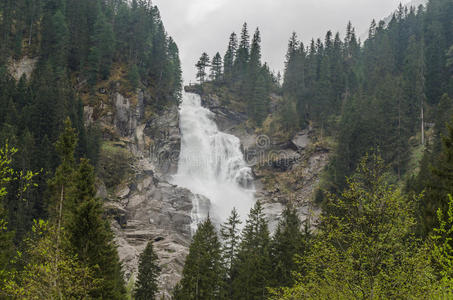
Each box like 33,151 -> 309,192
172,92 -> 255,231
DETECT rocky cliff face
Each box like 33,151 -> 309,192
86,83 -> 329,297
84,85 -> 194,298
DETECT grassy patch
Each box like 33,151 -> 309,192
97,141 -> 133,190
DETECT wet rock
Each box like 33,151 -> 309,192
105,202 -> 128,228
145,106 -> 181,177
114,93 -> 136,136
116,186 -> 130,199
291,131 -> 310,150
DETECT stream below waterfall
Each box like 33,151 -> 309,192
171,92 -> 255,231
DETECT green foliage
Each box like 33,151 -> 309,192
174,218 -> 223,299
421,116 -> 453,234
67,157 -> 125,299
196,25 -> 276,125
3,220 -> 98,299
97,142 -> 132,189
0,143 -> 34,292
0,0 -> 182,297
0,205 -> 14,293
269,205 -> 308,289
0,143 -> 38,280
47,118 -> 77,226
232,201 -> 271,299
272,154 -> 434,299
430,195 -> 453,295
234,23 -> 250,83
431,195 -> 453,280
210,52 -> 223,82
196,52 -> 210,84
135,241 -> 161,300
224,33 -> 238,83
220,208 -> 242,298
128,64 -> 140,89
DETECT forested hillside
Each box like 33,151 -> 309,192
0,0 -> 181,298
1,0 -> 453,298
178,0 -> 453,298
193,0 -> 453,232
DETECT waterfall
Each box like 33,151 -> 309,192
171,92 -> 255,231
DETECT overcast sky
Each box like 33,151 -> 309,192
153,0 -> 416,83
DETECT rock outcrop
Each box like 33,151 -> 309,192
85,83 -> 329,297
84,83 -> 193,297
196,91 -> 329,230
8,56 -> 37,81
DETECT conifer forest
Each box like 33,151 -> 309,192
1,0 -> 453,299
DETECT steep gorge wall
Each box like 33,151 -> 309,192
83,82 -> 195,297
82,78 -> 329,296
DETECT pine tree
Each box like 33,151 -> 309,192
284,32 -> 299,71
94,10 -> 115,80
270,204 -> 305,288
85,9 -> 115,85
422,117 -> 453,234
234,23 -> 250,81
135,241 -> 161,300
174,218 -> 223,299
224,32 -> 238,83
47,118 -> 77,232
249,28 -> 262,74
275,154 -> 433,299
67,158 -> 126,299
210,52 -> 223,82
249,71 -> 269,126
196,52 -> 210,84
232,201 -> 271,299
220,208 -> 242,298
41,9 -> 69,73
167,37 -> 183,100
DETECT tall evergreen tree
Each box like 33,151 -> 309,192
270,204 -> 306,288
234,23 -> 250,81
422,116 -> 453,234
232,201 -> 271,299
220,208 -> 242,299
250,72 -> 269,126
135,240 -> 161,300
249,28 -> 262,74
274,154 -> 433,299
210,52 -> 223,82
174,218 -> 223,300
47,118 -> 77,232
196,52 -> 210,84
41,9 -> 69,73
67,158 -> 126,299
224,32 -> 238,83
85,9 -> 115,84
